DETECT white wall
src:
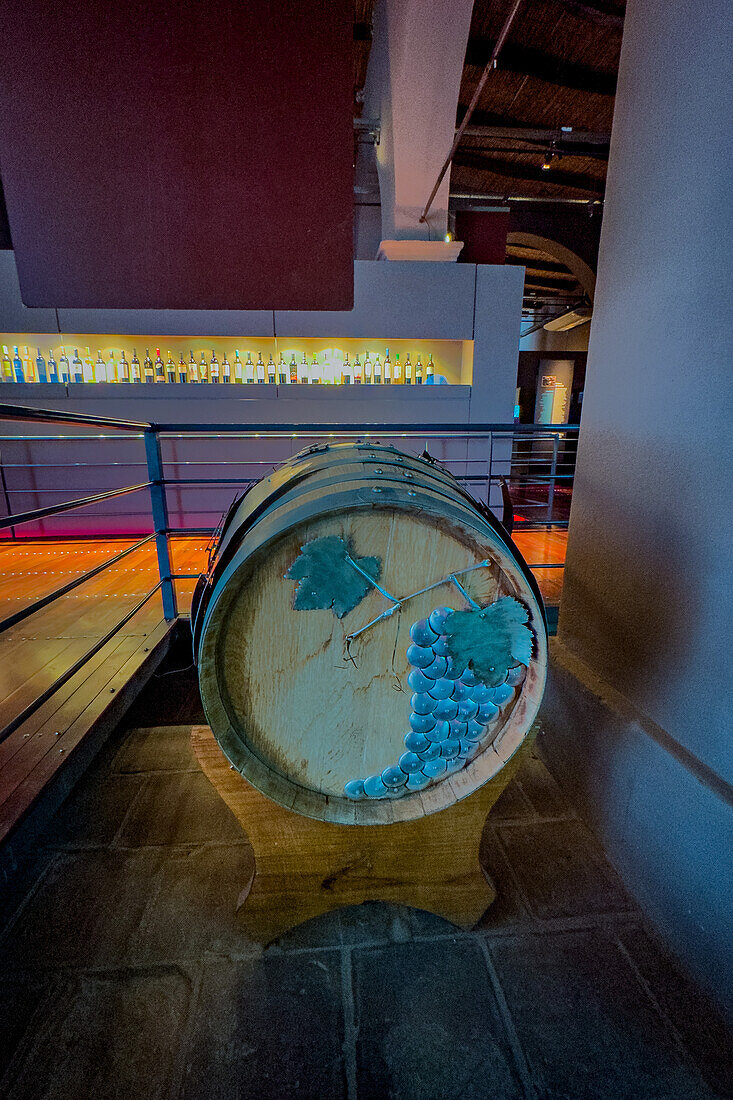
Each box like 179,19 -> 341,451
0,257 -> 524,533
540,0 -> 733,1012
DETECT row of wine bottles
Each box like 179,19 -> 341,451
1,344 -> 442,385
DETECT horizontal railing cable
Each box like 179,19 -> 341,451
0,482 -> 151,531
0,533 -> 156,634
0,581 -> 163,745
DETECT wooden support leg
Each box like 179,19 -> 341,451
192,725 -> 534,945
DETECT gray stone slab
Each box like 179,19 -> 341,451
475,825 -> 532,932
616,924 -> 733,1097
0,975 -> 54,1084
487,779 -> 535,822
181,953 -> 345,1099
338,901 -> 413,947
516,754 -> 572,819
0,849 -> 161,970
496,819 -> 634,920
130,843 -> 257,964
1,965 -> 192,1100
116,772 -> 243,847
47,774 -> 144,848
112,725 -> 199,774
490,930 -> 715,1099
352,940 -> 524,1099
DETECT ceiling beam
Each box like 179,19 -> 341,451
452,151 -> 605,194
460,125 -> 610,146
559,1 -> 625,30
464,38 -> 617,96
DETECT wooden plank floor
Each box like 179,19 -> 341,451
0,537 -> 213,853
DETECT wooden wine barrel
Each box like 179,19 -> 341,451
192,442 -> 547,824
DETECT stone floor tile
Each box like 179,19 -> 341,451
0,849 -> 162,970
1,965 -> 192,1100
130,843 -> 258,964
0,975 -> 55,1085
616,924 -> 733,1097
490,929 -> 715,1099
475,825 -> 533,931
0,848 -> 56,934
47,774 -> 144,848
487,779 -> 535,822
338,900 -> 413,946
496,818 -> 634,920
352,940 -> 524,1099
116,772 -> 243,847
112,724 -> 199,774
180,953 -> 345,1099
516,754 -> 573,818
272,907 -> 345,951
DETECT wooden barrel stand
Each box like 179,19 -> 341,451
192,723 -> 535,944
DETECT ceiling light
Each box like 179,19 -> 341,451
543,307 -> 592,332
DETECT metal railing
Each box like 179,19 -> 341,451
0,403 -> 578,687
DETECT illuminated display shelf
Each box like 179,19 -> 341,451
0,334 -> 474,387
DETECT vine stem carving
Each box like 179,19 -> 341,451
343,558 -> 492,659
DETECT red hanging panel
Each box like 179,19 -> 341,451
0,0 -> 354,310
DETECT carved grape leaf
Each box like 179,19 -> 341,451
285,535 -> 381,618
444,596 -> 533,686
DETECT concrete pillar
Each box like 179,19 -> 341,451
540,0 -> 733,1010
361,0 -> 474,256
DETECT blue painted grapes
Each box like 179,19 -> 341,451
345,606 -> 527,800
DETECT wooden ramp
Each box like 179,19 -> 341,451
0,537 -> 207,865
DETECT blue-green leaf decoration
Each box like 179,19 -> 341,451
285,536 -> 381,618
444,596 -> 534,686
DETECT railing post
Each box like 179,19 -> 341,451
144,427 -> 177,621
548,433 -> 559,524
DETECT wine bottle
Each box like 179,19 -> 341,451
392,352 -> 403,385
267,354 -> 276,385
234,350 -> 244,383
1,346 -> 11,382
256,352 -> 265,384
94,350 -> 106,382
278,353 -> 288,385
59,347 -> 71,383
80,347 -> 93,383
363,351 -> 372,384
353,354 -> 362,385
383,348 -> 391,385
144,349 -> 154,383
426,353 -> 435,383
189,351 -> 199,383
34,352 -> 47,387
298,352 -> 308,384
12,346 -> 24,382
415,354 -> 423,385
48,349 -> 59,383
129,348 -> 140,382
342,353 -> 352,385
107,350 -> 117,382
72,348 -> 84,383
289,353 -> 298,385
373,354 -> 382,384
152,347 -> 164,382
178,352 -> 188,384
118,350 -> 130,382
222,351 -> 231,384
244,352 -> 254,384
404,353 -> 412,385
166,350 -> 176,383
210,349 -> 220,383
309,353 -> 320,384
199,350 -> 208,383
